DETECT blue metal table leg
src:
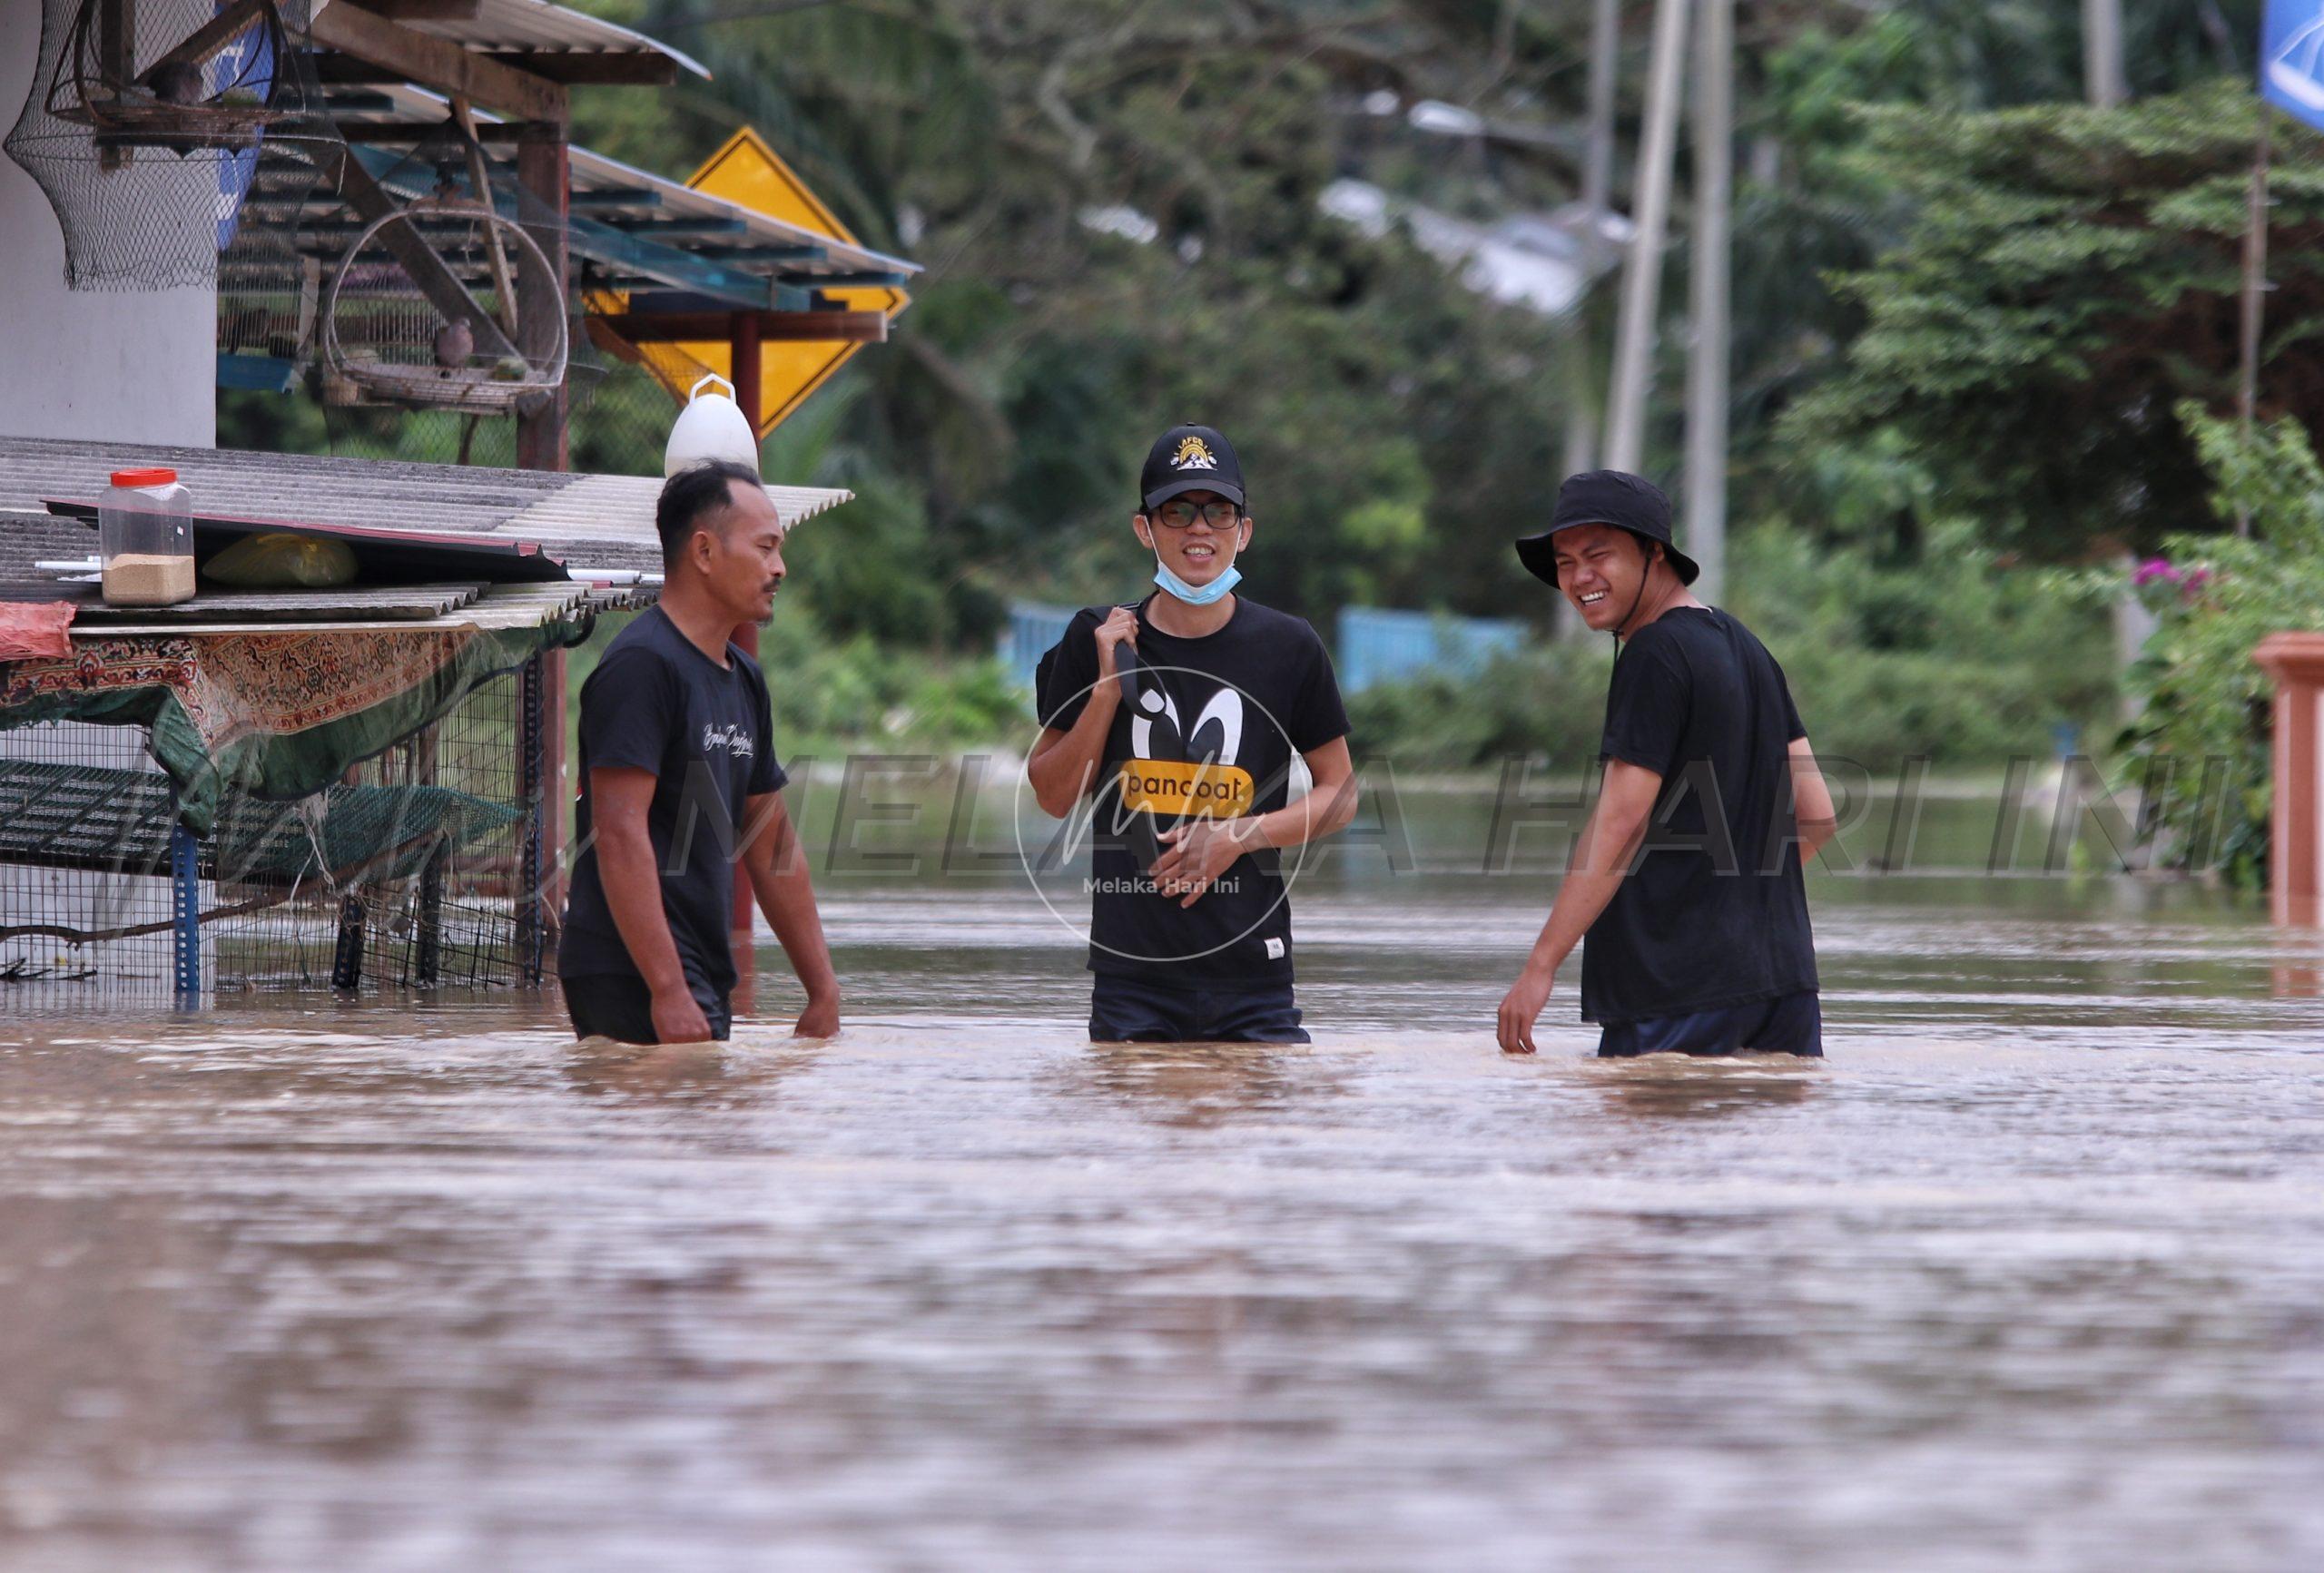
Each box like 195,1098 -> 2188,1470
171,821 -> 201,1002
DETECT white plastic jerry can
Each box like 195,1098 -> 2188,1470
663,373 -> 762,477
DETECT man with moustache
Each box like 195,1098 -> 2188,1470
558,459 -> 840,1045
1495,470 -> 1837,1057
1029,425 -> 1358,1043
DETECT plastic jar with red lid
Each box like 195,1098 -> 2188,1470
100,467 -> 195,606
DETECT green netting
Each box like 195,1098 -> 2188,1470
0,758 -> 519,887
0,617 -> 585,834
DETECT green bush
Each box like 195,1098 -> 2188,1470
2105,407 -> 2324,888
566,602 -> 1026,767
1344,641 -> 1616,772
1343,520 -> 2119,773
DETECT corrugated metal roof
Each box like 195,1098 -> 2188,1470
311,0 -> 710,77
328,83 -> 919,280
0,437 -> 852,575
69,580 -> 617,636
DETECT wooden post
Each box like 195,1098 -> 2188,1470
730,310 -> 763,447
728,310 -> 764,1015
515,123 -> 570,474
97,0 -> 134,171
2255,634 -> 2324,928
1603,0 -> 1689,473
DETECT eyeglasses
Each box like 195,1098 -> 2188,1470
1151,498 -> 1242,529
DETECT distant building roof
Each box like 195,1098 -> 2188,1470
0,436 -> 850,575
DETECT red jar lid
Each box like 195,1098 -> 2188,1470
110,467 -> 177,487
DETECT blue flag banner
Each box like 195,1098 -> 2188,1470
212,5 -> 275,253
2263,0 -> 2324,128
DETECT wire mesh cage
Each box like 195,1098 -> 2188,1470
217,147 -> 330,368
46,0 -> 298,150
322,192 -> 570,415
0,660 -> 554,1008
4,0 -> 341,289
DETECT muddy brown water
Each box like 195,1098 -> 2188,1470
4,870 -> 2322,1570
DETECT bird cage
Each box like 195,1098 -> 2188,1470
43,0 -> 297,152
322,194 -> 570,415
4,0 -> 337,289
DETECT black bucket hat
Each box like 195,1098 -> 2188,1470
1140,423 -> 1246,512
1515,469 -> 1699,587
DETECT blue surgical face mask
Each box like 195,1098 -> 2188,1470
1148,522 -> 1245,605
1154,558 -> 1241,605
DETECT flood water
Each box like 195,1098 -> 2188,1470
5,862 -> 2324,1570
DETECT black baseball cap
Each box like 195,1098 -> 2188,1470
1139,424 -> 1246,512
1514,469 -> 1699,587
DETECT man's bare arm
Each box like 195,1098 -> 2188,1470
1028,710 -> 1114,819
741,791 -> 840,1037
590,766 -> 712,1044
1496,759 -> 1664,1053
1028,608 -> 1138,817
1256,736 -> 1359,850
1789,736 -> 1838,865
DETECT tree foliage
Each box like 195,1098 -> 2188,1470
1777,80 -> 2324,557
2108,407 -> 2324,886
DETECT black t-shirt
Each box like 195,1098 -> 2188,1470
558,606 -> 786,996
1035,595 -> 1349,987
1583,606 -> 1818,1025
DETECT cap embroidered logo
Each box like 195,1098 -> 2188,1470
1171,436 -> 1217,471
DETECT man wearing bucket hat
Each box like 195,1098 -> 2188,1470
1495,470 -> 1838,1057
1027,424 -> 1358,1043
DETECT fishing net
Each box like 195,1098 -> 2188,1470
5,0 -> 342,290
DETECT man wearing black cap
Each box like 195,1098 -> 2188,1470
1496,470 -> 1838,1057
1027,425 -> 1358,1042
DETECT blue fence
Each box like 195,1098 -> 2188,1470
1334,606 -> 1526,693
1000,603 -> 1083,693
1002,600 -> 1529,694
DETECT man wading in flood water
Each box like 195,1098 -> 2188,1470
558,460 -> 840,1045
1495,470 -> 1838,1057
1028,424 -> 1358,1043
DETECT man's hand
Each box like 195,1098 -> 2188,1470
1094,605 -> 1138,681
651,986 -> 714,1046
1150,817 -> 1255,907
1497,964 -> 1555,1056
794,990 -> 840,1039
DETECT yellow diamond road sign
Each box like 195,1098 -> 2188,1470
648,128 -> 908,436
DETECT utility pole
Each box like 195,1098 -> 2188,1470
2237,104 -> 2271,537
1602,0 -> 1689,473
1683,0 -> 1732,604
2083,0 -> 2126,108
1561,0 -> 1621,482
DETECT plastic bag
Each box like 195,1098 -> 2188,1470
202,532 -> 359,590
0,601 -> 74,659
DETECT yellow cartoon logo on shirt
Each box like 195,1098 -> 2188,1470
1171,435 -> 1217,471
